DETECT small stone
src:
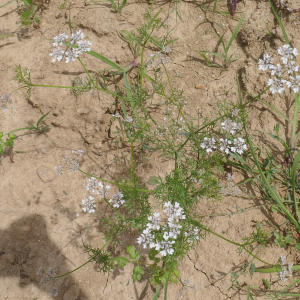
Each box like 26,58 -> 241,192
94,142 -> 102,149
36,166 -> 55,183
63,284 -> 81,300
195,84 -> 205,89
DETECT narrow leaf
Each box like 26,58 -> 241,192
226,14 -> 245,52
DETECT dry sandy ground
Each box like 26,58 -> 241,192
1,0 -> 300,299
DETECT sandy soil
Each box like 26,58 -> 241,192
1,0 -> 300,299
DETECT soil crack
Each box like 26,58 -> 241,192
187,254 -> 231,299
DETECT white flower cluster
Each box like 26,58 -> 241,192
0,94 -> 13,111
55,149 -> 84,175
221,118 -> 243,134
109,192 -> 125,208
82,196 -> 96,213
279,255 -> 293,281
86,177 -> 111,197
201,136 -> 247,155
37,267 -> 58,296
155,107 -> 188,138
146,47 -> 171,68
137,202 -> 198,257
82,177 -> 125,213
179,278 -> 198,298
201,110 -> 247,155
258,45 -> 300,93
221,173 -> 240,196
49,30 -> 92,63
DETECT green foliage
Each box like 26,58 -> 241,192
26,111 -> 51,133
0,133 -> 17,156
13,65 -> 32,99
83,244 -> 114,273
106,0 -> 127,13
198,14 -> 245,69
17,0 -> 41,26
71,76 -> 92,98
273,230 -> 295,248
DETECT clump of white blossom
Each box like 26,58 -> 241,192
82,176 -> 125,213
49,30 -> 92,63
279,255 -> 293,281
258,44 -> 299,94
155,104 -> 188,140
0,94 -> 13,111
201,108 -> 247,155
109,192 -> 125,208
37,267 -> 58,297
82,196 -> 96,213
179,278 -> 198,298
55,149 -> 84,175
137,202 -> 199,257
221,173 -> 241,196
146,46 -> 172,68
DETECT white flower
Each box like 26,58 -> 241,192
201,137 -> 216,153
221,119 -> 238,134
72,149 -> 84,156
49,47 -> 64,62
280,266 -> 288,281
112,112 -> 121,118
219,138 -> 232,154
82,196 -> 96,213
65,48 -> 79,63
281,255 -> 287,265
146,51 -> 169,68
49,287 -> 58,297
226,173 -> 234,181
270,63 -> 283,76
231,108 -> 240,117
231,137 -> 247,154
53,32 -> 69,46
77,39 -> 92,52
71,30 -> 85,43
285,76 -> 300,93
185,227 -> 199,242
147,212 -> 161,230
123,116 -> 133,123
258,54 -> 274,71
162,46 -> 172,54
278,44 -> 298,59
284,60 -> 299,74
232,187 -> 240,196
37,267 -> 43,275
69,158 -> 80,171
55,165 -> 62,175
63,155 -> 72,164
0,93 -> 13,111
267,78 -> 285,94
109,192 -> 125,208
86,177 -> 102,193
288,263 -> 293,275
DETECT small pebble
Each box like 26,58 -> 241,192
195,84 -> 205,89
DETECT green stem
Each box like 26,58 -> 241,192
192,220 -> 273,265
255,265 -> 300,273
290,93 -> 300,150
246,132 -> 300,231
78,169 -> 153,193
55,237 -> 112,279
283,278 -> 300,292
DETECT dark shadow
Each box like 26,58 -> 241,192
0,214 -> 88,299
